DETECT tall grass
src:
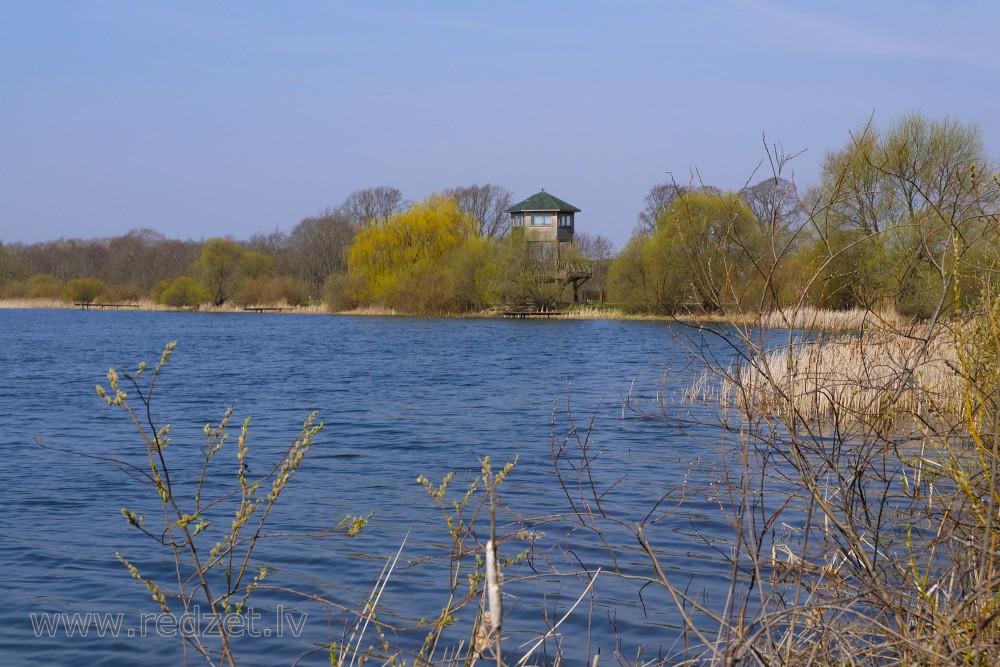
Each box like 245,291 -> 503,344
0,297 -> 328,313
558,304 -> 631,319
329,304 -> 400,317
716,327 -> 965,424
751,306 -> 908,331
0,297 -> 75,309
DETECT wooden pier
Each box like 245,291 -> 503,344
75,302 -> 138,310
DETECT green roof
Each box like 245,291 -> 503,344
506,190 -> 580,213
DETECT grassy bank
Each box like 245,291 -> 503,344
0,298 -> 327,314
2,297 -> 912,331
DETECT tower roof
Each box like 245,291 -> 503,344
506,190 -> 580,213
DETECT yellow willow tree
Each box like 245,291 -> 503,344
609,190 -> 765,314
344,194 -> 479,309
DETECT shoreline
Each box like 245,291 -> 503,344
0,298 -> 908,330
0,298 -> 331,315
0,298 -> 639,320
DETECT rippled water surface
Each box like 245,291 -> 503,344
0,309 -> 747,664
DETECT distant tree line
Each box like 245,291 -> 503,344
0,182 -> 612,312
612,112 -> 1000,318
3,112 -> 997,318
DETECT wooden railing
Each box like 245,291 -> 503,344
540,259 -> 593,282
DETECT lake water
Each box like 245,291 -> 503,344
0,309 -> 749,665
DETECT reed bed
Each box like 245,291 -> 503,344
331,304 -> 399,317
0,297 -> 328,313
197,301 -> 326,314
661,306 -> 908,331
558,304 -> 631,319
674,318 -> 1000,665
714,328 -> 965,425
0,297 -> 75,309
751,306 -> 907,331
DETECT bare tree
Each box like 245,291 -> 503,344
741,176 -> 804,233
572,231 -> 614,262
106,229 -> 162,290
573,231 -> 615,294
444,184 -> 513,239
108,229 -> 200,289
635,182 -> 721,235
146,238 -> 202,284
0,241 -> 27,285
340,187 -> 407,227
245,229 -> 292,277
289,209 -> 356,296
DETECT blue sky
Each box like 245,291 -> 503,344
2,1 -> 998,251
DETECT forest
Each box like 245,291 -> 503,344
2,111 -> 998,319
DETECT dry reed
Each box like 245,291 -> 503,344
0,297 -> 75,309
0,297 -> 328,314
751,306 -> 907,331
671,306 -> 908,331
197,301 -> 326,314
714,328 -> 964,425
329,304 -> 400,317
559,305 -> 632,319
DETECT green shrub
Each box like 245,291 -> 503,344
26,273 -> 63,299
233,276 -> 311,307
108,283 -> 144,302
0,279 -> 28,299
159,276 -> 212,307
323,272 -> 363,312
63,277 -> 109,303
